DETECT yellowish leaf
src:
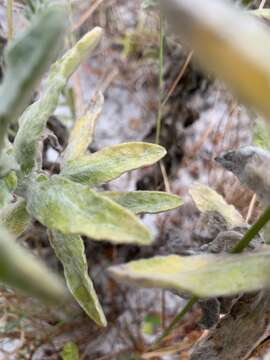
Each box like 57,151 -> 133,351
51,231 -> 106,326
109,251 -> 270,298
189,184 -> 244,228
63,92 -> 103,163
61,142 -> 166,186
103,191 -> 182,214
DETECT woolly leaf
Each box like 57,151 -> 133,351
161,0 -> 270,121
63,92 -> 103,163
0,6 -> 66,151
61,142 -> 166,186
189,184 -> 244,228
27,175 -> 152,245
0,226 -> 67,302
51,231 -> 106,326
103,191 -> 182,214
14,27 -> 103,173
109,251 -> 270,298
0,198 -> 31,236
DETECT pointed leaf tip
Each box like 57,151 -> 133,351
63,92 -> 104,163
61,142 -> 166,186
51,231 -> 106,326
14,26 -> 103,173
102,191 -> 182,214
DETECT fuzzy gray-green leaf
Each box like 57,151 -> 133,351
103,191 -> 182,214
0,198 -> 31,236
27,176 -> 152,245
51,231 -> 106,326
109,251 -> 270,298
0,6 -> 66,152
0,226 -> 67,302
61,142 -> 166,186
14,27 -> 103,174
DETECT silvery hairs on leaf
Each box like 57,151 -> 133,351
14,27 -> 103,174
61,142 -> 166,186
108,250 -> 270,299
50,231 -> 106,326
27,175 -> 152,246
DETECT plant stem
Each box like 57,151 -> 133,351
153,295 -> 198,347
7,0 -> 14,42
231,203 -> 270,253
155,12 -> 164,144
152,202 -> 270,347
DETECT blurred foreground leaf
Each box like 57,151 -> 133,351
51,231 -> 106,326
160,0 -> 270,121
0,6 -> 66,151
61,142 -> 166,186
27,176 -> 152,245
63,92 -> 104,163
14,27 -> 103,173
189,184 -> 244,228
103,191 -> 182,214
109,251 -> 270,298
0,226 -> 67,302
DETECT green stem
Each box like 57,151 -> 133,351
7,0 -> 14,42
153,295 -> 198,347
155,12 -> 164,145
231,203 -> 270,253
152,202 -> 270,348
